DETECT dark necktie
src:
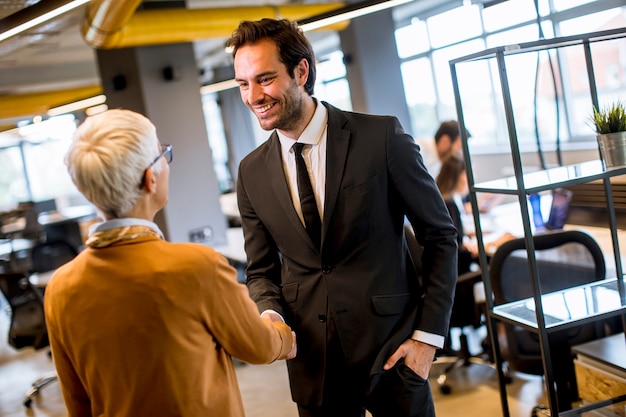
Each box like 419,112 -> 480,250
293,142 -> 321,248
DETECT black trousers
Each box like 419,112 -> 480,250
367,360 -> 436,417
297,309 -> 435,417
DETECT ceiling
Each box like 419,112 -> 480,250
0,0 -> 455,127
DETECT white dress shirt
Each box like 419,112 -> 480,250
276,100 -> 328,225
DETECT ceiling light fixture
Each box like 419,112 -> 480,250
0,0 -> 91,43
85,104 -> 109,116
204,0 -> 413,95
199,79 -> 239,95
48,95 -> 107,117
298,0 -> 414,32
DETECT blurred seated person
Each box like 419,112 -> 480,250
436,153 -> 477,274
417,120 -> 502,214
44,109 -> 296,417
436,154 -> 513,274
417,120 -> 463,179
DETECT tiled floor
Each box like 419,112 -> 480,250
0,309 -> 547,417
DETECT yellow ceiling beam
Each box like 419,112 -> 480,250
0,85 -> 103,121
83,3 -> 348,49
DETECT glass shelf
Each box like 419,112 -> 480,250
473,160 -> 626,194
493,277 -> 626,330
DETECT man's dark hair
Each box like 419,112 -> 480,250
226,18 -> 316,96
434,120 -> 461,145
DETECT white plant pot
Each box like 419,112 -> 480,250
597,131 -> 626,168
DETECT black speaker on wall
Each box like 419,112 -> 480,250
112,74 -> 127,91
162,66 -> 177,81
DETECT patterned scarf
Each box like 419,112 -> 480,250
86,225 -> 162,248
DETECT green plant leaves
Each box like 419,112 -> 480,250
592,101 -> 626,134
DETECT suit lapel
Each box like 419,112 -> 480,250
265,132 -> 317,250
322,103 -> 350,245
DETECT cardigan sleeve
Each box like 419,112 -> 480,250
199,253 -> 293,364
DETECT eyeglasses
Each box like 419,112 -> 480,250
139,144 -> 173,189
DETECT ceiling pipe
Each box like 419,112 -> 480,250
82,2 -> 347,49
81,0 -> 143,48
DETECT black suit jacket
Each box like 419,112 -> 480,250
237,102 -> 458,405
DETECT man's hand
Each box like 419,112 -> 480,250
261,311 -> 297,360
383,339 -> 436,379
261,311 -> 283,323
286,331 -> 297,359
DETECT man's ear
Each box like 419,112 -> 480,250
295,58 -> 309,87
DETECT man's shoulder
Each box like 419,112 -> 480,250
239,134 -> 276,167
323,101 -> 396,124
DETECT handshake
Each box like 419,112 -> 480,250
262,311 -> 297,360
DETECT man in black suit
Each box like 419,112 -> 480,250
226,18 -> 458,417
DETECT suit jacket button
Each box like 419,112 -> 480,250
318,314 -> 327,322
322,265 -> 332,274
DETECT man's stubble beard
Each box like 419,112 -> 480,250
258,82 -> 304,133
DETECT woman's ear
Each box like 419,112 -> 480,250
143,168 -> 158,193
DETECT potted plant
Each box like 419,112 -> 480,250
592,101 -> 626,167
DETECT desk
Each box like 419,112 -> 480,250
477,201 -> 626,276
0,238 -> 36,272
219,192 -> 241,226
0,238 -> 35,257
211,227 -> 246,264
1,205 -> 97,235
41,206 -> 98,251
37,205 -> 97,226
210,227 -> 246,283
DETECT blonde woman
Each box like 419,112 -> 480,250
44,109 -> 295,417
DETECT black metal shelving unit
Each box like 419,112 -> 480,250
449,27 -> 626,417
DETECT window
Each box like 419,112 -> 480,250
401,58 -> 437,139
395,19 -> 429,59
558,8 -> 626,36
395,1 -> 626,152
0,146 -> 28,208
202,94 -> 233,193
482,0 -> 538,33
426,4 -> 482,49
432,39 -> 485,120
486,25 -> 539,48
315,50 -> 352,111
0,115 -> 79,211
552,0 -> 597,12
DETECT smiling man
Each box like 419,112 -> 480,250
226,18 -> 458,417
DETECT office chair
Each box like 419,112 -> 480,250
30,239 -> 78,273
43,220 -> 84,253
0,272 -> 58,407
404,225 -> 494,394
489,229 -> 616,411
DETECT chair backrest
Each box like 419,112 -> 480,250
0,272 -> 49,350
403,224 -> 423,276
489,229 -> 605,305
488,229 -> 609,377
31,239 -> 78,273
403,224 -> 482,329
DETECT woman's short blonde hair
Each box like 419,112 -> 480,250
65,109 -> 161,218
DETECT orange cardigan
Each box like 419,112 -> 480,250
44,234 -> 293,417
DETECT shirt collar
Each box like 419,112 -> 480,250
89,218 -> 164,239
277,99 -> 328,152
